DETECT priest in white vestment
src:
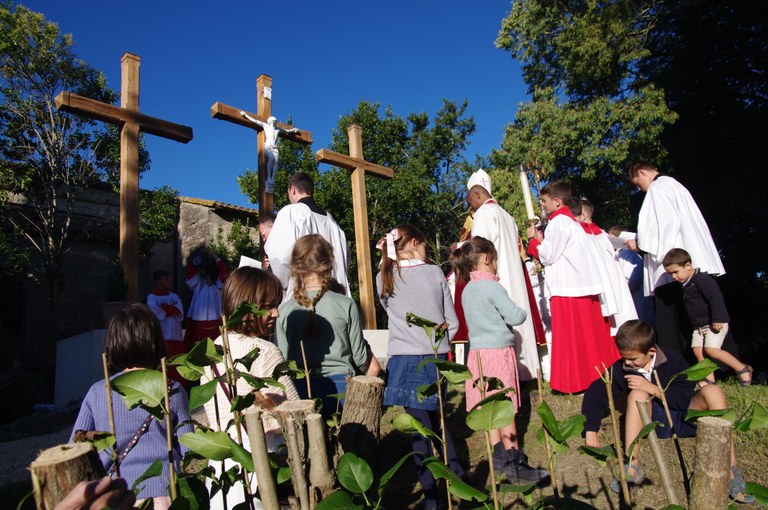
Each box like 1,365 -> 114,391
466,170 -> 541,381
265,172 -> 350,300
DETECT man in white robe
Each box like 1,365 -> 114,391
265,172 -> 350,299
466,171 -> 541,381
628,161 -> 726,357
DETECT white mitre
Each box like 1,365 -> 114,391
467,168 -> 492,195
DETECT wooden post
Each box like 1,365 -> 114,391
210,75 -> 312,222
244,408 -> 280,510
273,399 -> 318,461
30,443 -> 106,510
338,375 -> 385,469
316,126 -> 394,329
689,416 -> 731,510
306,413 -> 335,504
285,416 -> 310,510
55,52 -> 193,301
636,399 -> 679,506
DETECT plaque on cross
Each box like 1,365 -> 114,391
316,124 -> 394,329
55,52 -> 193,302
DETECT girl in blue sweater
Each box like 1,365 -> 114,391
452,238 -> 548,485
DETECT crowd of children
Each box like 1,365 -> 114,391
69,167 -> 757,507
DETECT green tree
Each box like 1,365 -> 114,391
0,2 -> 118,303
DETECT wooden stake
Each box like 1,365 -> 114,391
689,417 -> 731,510
537,368 -> 558,500
101,353 -> 119,478
307,413 -> 335,502
600,366 -> 631,506
653,371 -> 691,497
30,443 -> 106,510
244,409 -> 280,510
300,340 -> 312,399
636,399 -> 679,505
285,416 -> 310,510
161,358 -> 177,500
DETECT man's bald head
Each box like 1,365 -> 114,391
466,185 -> 491,211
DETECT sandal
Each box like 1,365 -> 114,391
609,463 -> 644,493
695,378 -> 717,392
735,365 -> 753,387
730,466 -> 756,504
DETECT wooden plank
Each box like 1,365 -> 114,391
56,92 -> 193,143
210,101 -> 312,144
315,149 -> 394,178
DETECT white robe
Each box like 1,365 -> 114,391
265,201 -> 350,300
471,200 -> 540,381
586,229 -> 638,334
637,176 -> 725,296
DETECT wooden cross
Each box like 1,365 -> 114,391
211,74 -> 312,218
316,125 -> 394,329
55,52 -> 193,302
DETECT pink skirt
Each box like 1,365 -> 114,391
465,346 -> 521,412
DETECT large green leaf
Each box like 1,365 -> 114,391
227,301 -> 269,330
431,360 -> 472,383
175,475 -> 211,510
536,400 -> 563,443
111,369 -> 166,418
337,452 -> 373,494
578,445 -> 617,466
627,422 -> 659,461
391,413 -> 438,439
187,337 -> 223,366
234,345 -> 261,371
240,373 -> 284,392
745,482 -> 768,505
734,402 -> 768,432
229,438 -> 255,472
685,408 -> 737,423
671,359 -> 718,386
559,414 -> 586,441
466,399 -> 516,432
470,387 -> 518,410
231,393 -> 256,413
131,458 -> 163,494
423,458 -> 487,502
417,382 -> 438,402
378,452 -> 418,495
315,490 -> 364,510
179,430 -> 233,461
415,357 -> 441,373
272,359 -> 305,379
189,379 -> 217,411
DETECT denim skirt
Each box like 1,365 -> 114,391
383,354 -> 447,410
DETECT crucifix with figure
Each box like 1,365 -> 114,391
55,52 -> 193,302
211,75 -> 312,218
316,125 -> 394,329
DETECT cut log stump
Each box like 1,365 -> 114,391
339,375 -> 384,469
690,416 -> 731,510
30,443 -> 106,510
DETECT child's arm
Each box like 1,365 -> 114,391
697,273 -> 730,329
528,218 -> 570,266
366,347 -> 382,377
347,301 -> 373,375
490,282 -> 527,327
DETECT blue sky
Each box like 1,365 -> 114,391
22,1 -> 529,208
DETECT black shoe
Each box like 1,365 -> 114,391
506,448 -> 550,485
491,441 -> 509,473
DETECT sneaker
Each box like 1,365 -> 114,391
506,448 -> 550,485
730,466 -> 756,504
609,463 -> 644,493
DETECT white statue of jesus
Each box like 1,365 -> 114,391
240,111 -> 299,193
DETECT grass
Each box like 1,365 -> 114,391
377,379 -> 768,509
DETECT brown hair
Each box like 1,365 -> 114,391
540,180 -> 572,201
628,161 -> 658,178
221,267 -> 283,337
288,172 -> 314,195
615,319 -> 657,353
291,234 -> 334,310
450,237 -> 497,282
662,248 -> 692,268
106,303 -> 166,373
378,224 -> 427,299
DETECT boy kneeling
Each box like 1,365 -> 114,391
581,320 -> 753,504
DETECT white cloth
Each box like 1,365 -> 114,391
536,214 -> 603,297
586,229 -> 638,334
637,176 -> 725,296
186,275 -> 223,321
146,292 -> 184,341
471,199 -> 539,381
467,168 -> 492,194
265,201 -> 350,299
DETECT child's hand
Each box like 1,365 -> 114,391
626,374 -> 657,397
585,431 -> 601,448
711,322 -> 725,333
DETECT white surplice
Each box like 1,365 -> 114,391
587,228 -> 638,334
637,176 -> 725,296
265,201 -> 350,300
471,199 -> 540,381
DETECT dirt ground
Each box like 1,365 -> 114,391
2,381 -> 766,509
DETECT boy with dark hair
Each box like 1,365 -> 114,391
582,319 -> 754,503
526,181 -> 619,393
662,248 -> 752,386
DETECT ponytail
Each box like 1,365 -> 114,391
377,224 -> 426,299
